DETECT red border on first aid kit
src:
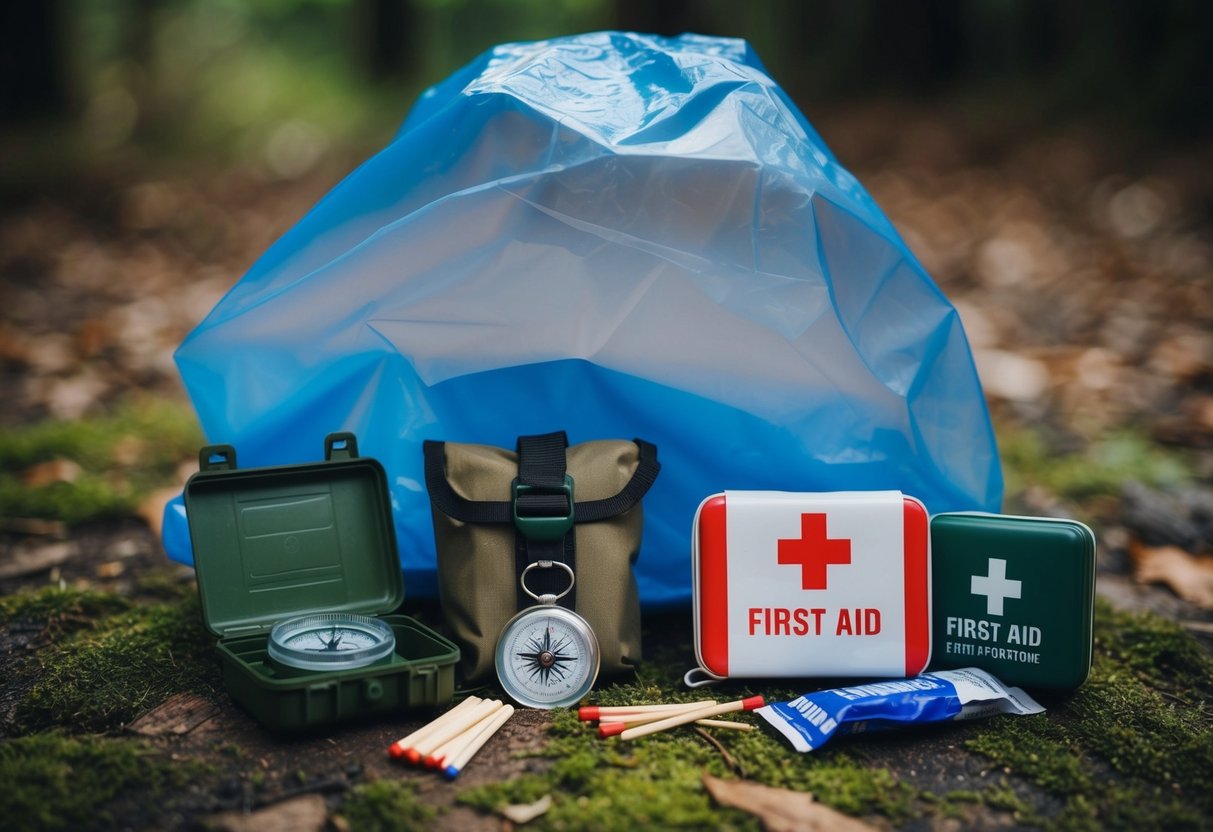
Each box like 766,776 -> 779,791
697,494 -> 930,678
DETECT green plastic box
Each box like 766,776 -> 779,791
929,512 -> 1096,692
185,432 -> 459,732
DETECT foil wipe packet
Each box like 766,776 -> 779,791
757,667 -> 1044,752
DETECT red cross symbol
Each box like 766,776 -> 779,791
777,513 -> 852,590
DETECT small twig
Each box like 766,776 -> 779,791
1179,619 -> 1213,636
0,517 -> 68,537
694,726 -> 744,778
1156,689 -> 1193,708
253,775 -> 350,809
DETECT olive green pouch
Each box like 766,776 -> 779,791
423,432 -> 660,682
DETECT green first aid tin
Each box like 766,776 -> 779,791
185,433 -> 459,732
929,513 -> 1096,692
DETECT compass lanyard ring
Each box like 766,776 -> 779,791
513,431 -> 577,612
520,559 -> 575,607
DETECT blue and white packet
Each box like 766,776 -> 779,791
757,667 -> 1044,752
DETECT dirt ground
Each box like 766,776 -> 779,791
2,103 -> 1212,830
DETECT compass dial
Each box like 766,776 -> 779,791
496,605 -> 599,709
267,613 -> 396,672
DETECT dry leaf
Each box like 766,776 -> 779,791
1131,541 -> 1213,609
106,537 -> 146,559
497,795 -> 553,825
45,373 -> 109,420
973,349 -> 1050,402
203,794 -> 327,832
96,561 -> 126,579
0,323 -> 29,364
22,458 -> 83,488
128,692 -> 221,736
702,774 -> 876,832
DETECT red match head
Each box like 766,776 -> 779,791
597,722 -> 627,739
742,695 -> 765,711
578,706 -> 600,721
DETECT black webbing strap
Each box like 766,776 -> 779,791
421,438 -> 661,524
422,435 -> 661,615
512,432 -> 575,611
517,431 -> 569,488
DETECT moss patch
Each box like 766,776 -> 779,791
460,624 -> 923,829
461,708 -> 920,829
0,585 -> 131,630
998,425 -> 1190,501
0,732 -> 203,832
337,779 -> 437,831
11,593 -> 219,734
0,396 -> 201,524
966,599 -> 1213,830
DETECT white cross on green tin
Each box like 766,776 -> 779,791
970,557 -> 1022,616
928,513 -> 1097,691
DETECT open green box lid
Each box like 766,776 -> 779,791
184,433 -> 404,639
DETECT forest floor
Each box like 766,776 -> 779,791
2,102 -> 1212,831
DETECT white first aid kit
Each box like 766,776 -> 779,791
689,491 -> 931,683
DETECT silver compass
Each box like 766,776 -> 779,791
267,613 -> 396,673
495,561 -> 600,709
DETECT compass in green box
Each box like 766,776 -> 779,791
929,513 -> 1096,691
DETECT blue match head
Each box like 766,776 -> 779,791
442,765 -> 459,780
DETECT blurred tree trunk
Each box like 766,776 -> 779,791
358,0 -> 419,81
868,0 -> 963,92
615,0 -> 702,36
0,1 -> 69,123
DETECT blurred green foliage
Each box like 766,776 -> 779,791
5,0 -> 1206,188
0,396 -> 200,524
999,424 -> 1191,503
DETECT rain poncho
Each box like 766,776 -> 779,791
163,32 -> 1002,606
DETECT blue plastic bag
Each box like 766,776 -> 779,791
162,32 -> 1002,606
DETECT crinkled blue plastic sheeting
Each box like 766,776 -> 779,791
163,31 -> 1002,606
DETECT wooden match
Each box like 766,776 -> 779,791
597,713 -> 758,736
597,704 -> 717,724
578,700 -> 715,721
443,704 -> 515,780
423,701 -> 505,769
604,696 -> 765,741
388,695 -> 482,761
691,719 -> 756,732
410,699 -> 501,765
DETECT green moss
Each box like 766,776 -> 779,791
338,780 -> 436,832
460,704 -> 919,830
999,425 -> 1190,501
133,567 -> 197,601
12,594 -> 220,733
0,585 -> 130,628
0,396 -> 201,524
965,600 -> 1213,830
0,732 -> 203,832
932,785 -> 1045,827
